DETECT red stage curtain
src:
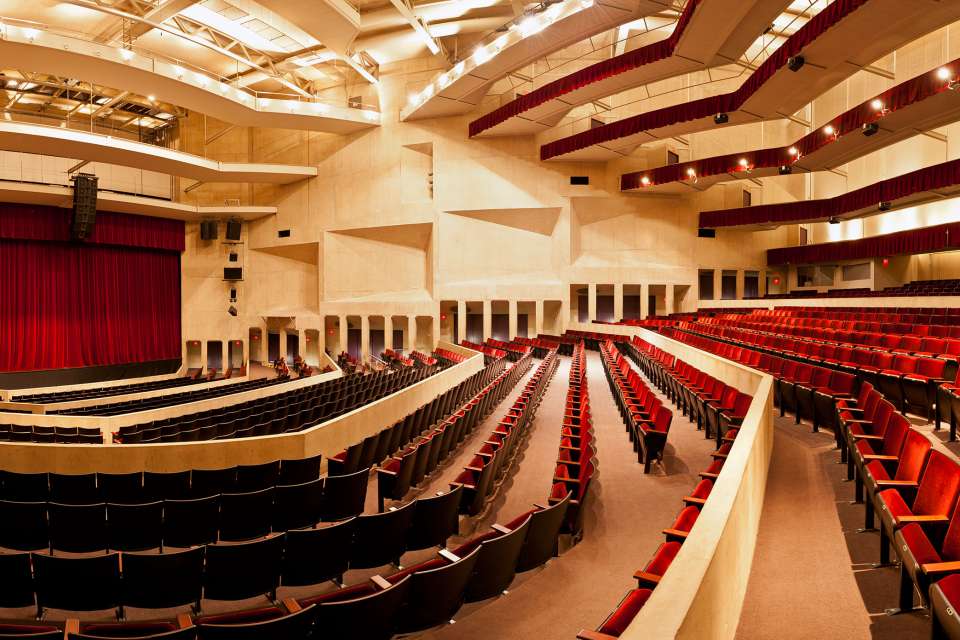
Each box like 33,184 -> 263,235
622,57 -> 954,190
541,0 -> 870,160
700,158 -> 960,228
766,221 -> 960,266
469,0 -> 703,137
0,239 -> 181,372
0,203 -> 184,252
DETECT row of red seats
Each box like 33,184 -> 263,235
382,349 -> 414,367
484,338 -> 531,356
580,337 -> 738,639
460,341 -> 507,361
755,306 -> 960,319
451,351 -> 559,515
550,342 -> 594,541
734,308 -> 960,333
375,357 -> 525,511
432,348 -> 467,364
834,381 -> 960,634
513,336 -> 561,350
599,340 -> 672,473
681,321 -> 953,423
409,351 -> 438,367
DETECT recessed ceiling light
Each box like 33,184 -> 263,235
147,94 -> 156,102
824,124 -> 835,136
640,176 -> 651,186
938,67 -> 952,80
119,48 -> 134,61
788,146 -> 798,156
871,98 -> 884,111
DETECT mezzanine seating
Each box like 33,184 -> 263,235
12,376 -> 211,404
0,425 -> 103,444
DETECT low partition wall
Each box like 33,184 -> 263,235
697,295 -> 960,311
570,322 -> 774,640
0,365 -> 186,401
0,342 -> 483,474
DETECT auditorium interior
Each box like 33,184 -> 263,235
5,0 -> 960,638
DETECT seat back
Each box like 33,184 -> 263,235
406,485 -> 462,551
203,535 -> 283,601
190,468 -> 236,498
122,547 -> 204,610
235,461 -> 280,493
49,473 -> 98,505
2,472 -> 49,502
33,552 -> 121,614
396,547 -> 481,633
463,514 -> 531,602
913,451 -> 960,517
895,429 -> 933,482
278,456 -> 322,485
315,575 -> 411,640
197,604 -> 316,640
273,479 -> 324,532
351,499 -> 417,569
107,501 -> 163,552
163,495 -> 220,548
49,502 -> 106,553
219,488 -> 274,541
516,492 -> 570,572
322,468 -> 369,521
0,500 -> 48,551
97,473 -> 143,504
281,518 -> 355,587
0,552 -> 35,608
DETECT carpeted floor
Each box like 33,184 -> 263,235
735,413 -> 930,640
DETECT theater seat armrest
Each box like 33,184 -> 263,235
176,613 -> 193,629
66,620 -> 80,634
439,549 -> 461,563
534,502 -> 549,510
922,561 -> 960,575
683,496 -> 707,505
465,465 -> 484,472
371,575 -> 392,590
698,472 -> 719,480
377,468 -> 398,477
875,480 -> 919,488
852,434 -> 883,441
577,630 -> 619,640
861,454 -> 898,462
896,515 -> 950,525
662,528 -> 689,539
491,524 -> 511,534
633,570 -> 661,586
555,476 -> 580,483
283,598 -> 302,613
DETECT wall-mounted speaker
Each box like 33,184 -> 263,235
569,176 -> 589,185
697,228 -> 716,238
224,267 -> 243,281
787,55 -> 805,72
71,173 -> 98,241
225,220 -> 241,241
200,220 -> 218,240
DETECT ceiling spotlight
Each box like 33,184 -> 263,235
640,176 -> 651,186
938,67 -> 952,80
787,55 -> 805,72
862,122 -> 879,136
714,113 -> 729,125
228,305 -> 238,317
173,66 -> 184,79
119,48 -> 134,61
828,216 -> 840,224
871,98 -> 884,111
778,165 -> 792,175
147,94 -> 156,102
788,146 -> 798,156
878,201 -> 891,211
686,167 -> 696,177
823,124 -> 836,136
738,158 -> 749,168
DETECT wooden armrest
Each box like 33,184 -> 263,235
896,515 -> 950,524
370,575 -> 392,590
65,620 -> 81,634
534,502 -> 549,510
875,480 -> 919,488
633,570 -> 661,585
377,468 -> 398,477
554,476 -> 580,483
491,524 -> 511,534
852,434 -> 883,441
439,548 -> 461,563
698,472 -> 719,480
477,452 -> 494,459
283,598 -> 302,613
923,561 -> 960,575
176,613 -> 193,629
577,630 -> 619,640
465,465 -> 484,472
662,528 -> 689,539
861,454 -> 898,462
683,496 -> 707,505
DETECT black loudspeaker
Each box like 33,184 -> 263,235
200,220 -> 218,240
787,55 -> 805,72
71,173 -> 98,241
225,220 -> 242,241
697,228 -> 716,238
224,267 -> 243,281
569,176 -> 589,185
778,165 -> 793,175
862,122 -> 879,137
713,113 -> 729,125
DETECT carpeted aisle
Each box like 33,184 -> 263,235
421,350 -> 717,639
734,414 -> 928,640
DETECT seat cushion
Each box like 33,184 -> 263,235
899,522 -> 942,566
877,488 -> 913,521
299,583 -> 376,607
598,589 -> 652,637
195,606 -> 283,626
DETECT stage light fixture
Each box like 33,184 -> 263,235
778,165 -> 792,175
787,55 -> 805,72
828,216 -> 840,224
878,201 -> 891,211
862,122 -> 879,136
640,176 -> 651,186
713,113 -> 728,125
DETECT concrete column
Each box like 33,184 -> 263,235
587,283 -> 597,322
457,301 -> 467,345
666,285 -> 675,317
431,315 -> 440,350
240,338 -> 247,369
279,331 -> 288,362
736,270 -> 745,300
535,300 -> 544,336
200,341 -> 208,374
384,316 -> 394,351
759,270 -> 767,298
338,315 -> 348,357
640,283 -> 649,319
613,283 -> 624,322
360,316 -> 370,360
407,315 -> 417,352
713,270 -> 723,301
482,300 -> 492,341
508,300 -> 518,339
